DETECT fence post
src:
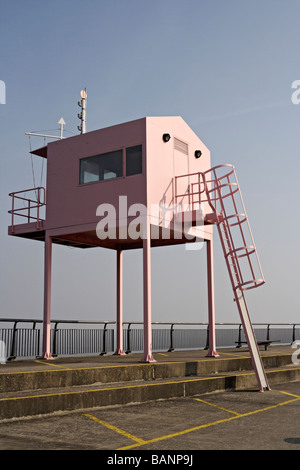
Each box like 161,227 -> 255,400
100,323 -> 108,356
204,325 -> 209,350
292,324 -> 296,344
267,324 -> 270,340
8,321 -> 18,361
52,322 -> 59,357
11,194 -> 15,233
168,324 -> 174,352
126,323 -> 132,354
32,321 -> 39,358
236,324 -> 242,347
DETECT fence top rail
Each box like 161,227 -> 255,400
0,319 -> 299,328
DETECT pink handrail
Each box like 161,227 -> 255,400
174,165 -> 265,291
8,187 -> 46,233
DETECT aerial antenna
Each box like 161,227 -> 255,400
58,117 -> 66,139
78,88 -> 87,134
25,117 -> 66,140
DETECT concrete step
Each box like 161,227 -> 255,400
0,348 -> 299,421
0,351 -> 294,393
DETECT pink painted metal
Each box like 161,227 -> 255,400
114,249 -> 125,355
42,235 -> 52,359
7,117 -> 268,388
206,239 -> 219,357
174,164 -> 269,390
175,164 -> 265,292
8,187 -> 45,233
141,217 -> 155,363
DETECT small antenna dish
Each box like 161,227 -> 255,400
80,89 -> 87,99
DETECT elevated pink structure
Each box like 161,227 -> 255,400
8,116 -> 270,391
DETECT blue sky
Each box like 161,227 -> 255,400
0,0 -> 299,326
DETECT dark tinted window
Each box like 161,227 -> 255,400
126,145 -> 142,177
80,150 -> 123,184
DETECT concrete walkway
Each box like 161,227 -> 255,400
0,345 -> 300,451
0,345 -> 299,420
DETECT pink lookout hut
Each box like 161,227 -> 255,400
8,113 -> 270,391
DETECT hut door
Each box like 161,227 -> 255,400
173,138 -> 189,208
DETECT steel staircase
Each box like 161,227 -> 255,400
175,164 -> 270,391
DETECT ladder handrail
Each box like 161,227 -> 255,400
174,165 -> 265,291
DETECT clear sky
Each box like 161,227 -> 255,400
0,0 -> 299,326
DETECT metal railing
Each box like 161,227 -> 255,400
8,187 -> 46,232
0,319 -> 299,361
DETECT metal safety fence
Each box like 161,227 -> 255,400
0,318 -> 299,361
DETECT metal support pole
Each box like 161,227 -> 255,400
204,324 -> 209,350
126,323 -> 132,354
42,234 -> 53,359
52,321 -> 59,357
141,218 -> 155,362
236,324 -> 242,347
206,239 -> 219,357
168,324 -> 174,352
267,324 -> 270,341
292,324 -> 296,344
100,323 -> 108,356
7,320 -> 18,361
114,249 -> 125,355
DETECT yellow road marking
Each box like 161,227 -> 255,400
0,351 -> 291,376
157,353 -> 169,357
117,394 -> 300,450
1,367 -> 300,403
194,397 -> 241,415
218,352 -> 249,359
84,413 -> 146,445
279,390 -> 300,399
0,354 -> 266,376
0,375 -> 227,402
34,360 -> 67,368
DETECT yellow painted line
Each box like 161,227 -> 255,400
157,353 -> 169,357
1,366 -> 300,403
218,352 -> 249,359
0,375 -> 227,402
194,397 -> 241,415
117,394 -> 300,450
34,360 -> 67,368
84,413 -> 146,445
0,353 -> 276,376
0,361 -> 180,376
279,390 -> 300,399
0,350 -> 293,377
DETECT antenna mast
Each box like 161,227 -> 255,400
78,88 -> 87,134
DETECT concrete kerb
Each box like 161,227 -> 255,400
0,348 -> 295,394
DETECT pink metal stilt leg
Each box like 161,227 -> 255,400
114,248 -> 125,355
206,239 -> 219,357
141,219 -> 155,363
42,235 -> 53,359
